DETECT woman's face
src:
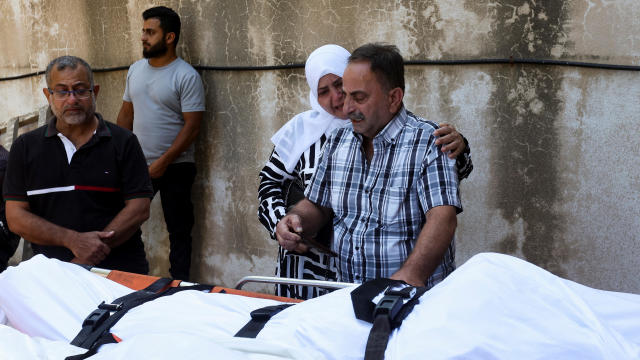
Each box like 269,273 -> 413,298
317,73 -> 347,119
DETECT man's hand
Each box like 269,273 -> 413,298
148,111 -> 203,179
148,159 -> 169,179
275,214 -> 310,253
6,201 -> 116,266
67,231 -> 113,265
434,123 -> 465,159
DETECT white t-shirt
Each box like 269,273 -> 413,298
123,58 -> 205,165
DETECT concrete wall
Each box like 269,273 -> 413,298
1,1 -> 638,293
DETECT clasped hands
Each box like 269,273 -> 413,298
68,230 -> 113,266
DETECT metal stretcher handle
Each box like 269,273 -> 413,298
234,276 -> 356,290
88,266 -> 355,291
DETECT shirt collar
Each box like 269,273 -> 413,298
375,106 -> 408,144
45,112 -> 111,138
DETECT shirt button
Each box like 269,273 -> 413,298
355,275 -> 360,280
355,246 -> 360,251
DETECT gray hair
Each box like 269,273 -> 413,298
45,56 -> 94,87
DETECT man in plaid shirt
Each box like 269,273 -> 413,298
275,43 -> 463,288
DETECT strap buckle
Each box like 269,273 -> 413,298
81,301 -> 121,329
97,301 -> 123,312
373,286 -> 417,321
385,285 -> 416,299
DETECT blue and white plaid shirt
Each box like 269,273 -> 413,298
306,107 -> 462,287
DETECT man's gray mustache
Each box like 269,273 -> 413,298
348,112 -> 365,121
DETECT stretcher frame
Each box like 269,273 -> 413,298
86,266 -> 355,304
234,275 -> 355,291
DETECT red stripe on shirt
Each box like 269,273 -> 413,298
74,185 -> 121,192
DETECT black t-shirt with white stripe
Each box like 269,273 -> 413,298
3,114 -> 153,274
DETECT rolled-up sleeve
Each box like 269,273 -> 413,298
418,139 -> 462,214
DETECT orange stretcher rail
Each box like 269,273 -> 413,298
89,268 -> 304,304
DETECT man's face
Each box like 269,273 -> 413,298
43,66 -> 98,126
342,61 -> 396,140
142,18 -> 168,58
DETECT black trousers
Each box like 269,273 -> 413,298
151,162 -> 196,280
0,214 -> 19,273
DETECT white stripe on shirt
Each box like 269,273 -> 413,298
26,186 -> 75,196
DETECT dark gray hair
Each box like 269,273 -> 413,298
349,43 -> 405,92
45,56 -> 94,87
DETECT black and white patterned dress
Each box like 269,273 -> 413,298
258,134 -> 336,299
258,131 -> 474,299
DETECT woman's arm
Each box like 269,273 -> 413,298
455,136 -> 473,181
258,148 -> 296,238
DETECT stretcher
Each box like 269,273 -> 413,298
83,265 -> 353,303
1,253 -> 640,359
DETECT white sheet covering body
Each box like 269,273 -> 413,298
1,253 -> 639,359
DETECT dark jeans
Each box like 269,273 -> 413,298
151,162 -> 196,280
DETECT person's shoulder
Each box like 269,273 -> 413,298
290,109 -> 317,126
404,110 -> 439,133
6,125 -> 49,156
128,59 -> 147,73
175,58 -> 201,76
103,121 -> 145,155
333,124 -> 353,138
104,119 -> 134,138
16,124 -> 48,144
272,109 -> 316,137
325,123 -> 354,147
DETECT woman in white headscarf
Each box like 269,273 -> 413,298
258,44 -> 472,299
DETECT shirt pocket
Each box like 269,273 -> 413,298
379,186 -> 409,226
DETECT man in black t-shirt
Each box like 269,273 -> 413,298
3,56 -> 153,274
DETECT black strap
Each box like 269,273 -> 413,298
69,301 -> 121,349
70,278 -> 172,348
234,304 -> 294,338
142,277 -> 173,293
351,279 -> 427,360
66,333 -> 117,360
364,314 -> 392,360
66,279 -> 211,360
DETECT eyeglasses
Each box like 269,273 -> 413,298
48,88 -> 93,100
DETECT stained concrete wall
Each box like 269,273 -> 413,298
1,1 -> 638,293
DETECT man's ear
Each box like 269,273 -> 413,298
92,84 -> 100,99
165,32 -> 176,46
42,88 -> 52,102
388,87 -> 404,114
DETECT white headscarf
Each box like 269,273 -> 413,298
270,44 -> 351,172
